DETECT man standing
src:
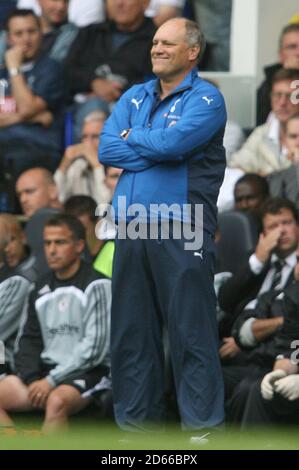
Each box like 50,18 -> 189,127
99,18 -> 227,433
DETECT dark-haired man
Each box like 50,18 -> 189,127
0,214 -> 111,432
0,8 -> 66,176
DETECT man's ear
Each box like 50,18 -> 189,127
189,45 -> 200,62
49,183 -> 58,203
75,239 -> 85,255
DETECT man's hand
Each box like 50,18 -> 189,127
219,337 -> 241,359
255,228 -> 282,264
91,78 -> 123,102
59,142 -> 99,172
28,379 -> 53,408
5,46 -> 24,70
261,369 -> 287,400
274,375 -> 299,401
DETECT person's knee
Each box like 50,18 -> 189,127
46,391 -> 68,418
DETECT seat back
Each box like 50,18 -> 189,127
217,210 -> 259,274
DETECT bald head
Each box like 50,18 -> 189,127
16,167 -> 60,217
151,18 -> 204,84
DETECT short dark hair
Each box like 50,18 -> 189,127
64,195 -> 98,223
234,173 -> 270,199
279,23 -> 299,49
260,197 -> 299,224
272,68 -> 299,87
5,8 -> 40,31
45,213 -> 86,241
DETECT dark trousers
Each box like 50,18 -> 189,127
111,230 -> 224,431
222,364 -> 270,423
242,380 -> 299,427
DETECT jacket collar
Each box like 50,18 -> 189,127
144,67 -> 200,99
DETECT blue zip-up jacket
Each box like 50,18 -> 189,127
99,68 -> 227,236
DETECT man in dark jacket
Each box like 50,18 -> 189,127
257,23 -> 299,125
67,0 -> 155,118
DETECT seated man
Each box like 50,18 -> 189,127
66,0 -> 156,135
257,23 -> 299,125
16,167 -> 61,218
0,214 -> 111,432
0,214 -> 36,376
230,69 -> 299,176
54,111 -> 111,204
16,167 -> 62,275
0,1 -> 78,64
268,112 -> 299,206
240,258 -> 299,426
0,8 -> 66,176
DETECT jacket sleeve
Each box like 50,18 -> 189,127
99,90 -> 155,172
14,290 -> 44,385
46,279 -> 111,386
231,290 -> 277,349
66,27 -> 98,95
126,89 -> 226,162
0,276 -> 32,343
229,127 -> 264,173
218,259 -> 262,316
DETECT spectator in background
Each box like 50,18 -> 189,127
0,1 -> 78,64
67,0 -> 156,136
0,214 -> 111,433
54,111 -> 111,205
64,195 -> 103,260
93,166 -> 123,278
234,173 -> 270,215
0,9 -> 66,176
230,69 -> 299,176
16,167 -> 61,218
0,214 -> 36,376
257,24 -> 299,126
192,0 -> 232,71
18,0 -> 105,27
268,112 -> 299,206
145,0 -> 184,27
219,197 -> 299,319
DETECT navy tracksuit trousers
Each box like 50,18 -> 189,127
111,230 -> 224,431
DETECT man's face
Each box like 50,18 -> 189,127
4,225 -> 26,268
286,117 -> 299,153
271,80 -> 299,124
105,167 -> 123,193
151,20 -> 199,80
7,15 -> 41,61
234,182 -> 265,212
107,0 -> 147,30
16,172 -> 55,217
44,224 -> 83,274
263,208 -> 299,257
81,120 -> 104,151
279,31 -> 299,68
39,0 -> 68,26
